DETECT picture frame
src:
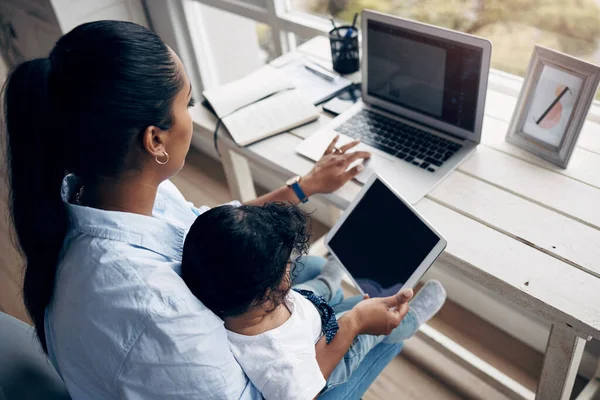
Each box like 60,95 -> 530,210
506,46 -> 600,168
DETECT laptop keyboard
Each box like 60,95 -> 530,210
335,110 -> 462,172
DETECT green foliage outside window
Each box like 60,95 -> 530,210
300,0 -> 600,100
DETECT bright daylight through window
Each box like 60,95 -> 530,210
290,0 -> 600,99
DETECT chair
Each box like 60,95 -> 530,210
0,312 -> 70,399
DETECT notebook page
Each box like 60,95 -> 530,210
203,66 -> 295,117
222,90 -> 319,147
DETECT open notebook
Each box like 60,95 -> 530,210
203,66 -> 320,147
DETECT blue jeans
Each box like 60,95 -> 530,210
292,256 -> 414,399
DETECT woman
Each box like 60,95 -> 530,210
4,21 -> 414,399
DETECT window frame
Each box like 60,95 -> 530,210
187,0 -> 600,120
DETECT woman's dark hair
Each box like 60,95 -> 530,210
182,203 -> 311,318
2,21 -> 183,351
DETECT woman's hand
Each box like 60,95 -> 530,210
301,135 -> 371,196
347,289 -> 414,336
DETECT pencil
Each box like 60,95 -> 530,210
330,17 -> 340,37
535,86 -> 569,125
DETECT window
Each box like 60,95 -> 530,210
290,0 -> 600,100
256,23 -> 278,63
182,0 -> 270,87
179,0 -> 600,106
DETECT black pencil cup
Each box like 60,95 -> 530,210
329,26 -> 359,75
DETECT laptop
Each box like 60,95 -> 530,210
296,10 -> 492,204
326,174 -> 446,297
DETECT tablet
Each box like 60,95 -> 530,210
325,174 -> 447,297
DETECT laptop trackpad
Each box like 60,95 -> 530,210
354,156 -> 394,183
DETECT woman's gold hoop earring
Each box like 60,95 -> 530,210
155,151 -> 169,165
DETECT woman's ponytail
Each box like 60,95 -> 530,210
2,21 -> 183,353
3,58 -> 68,352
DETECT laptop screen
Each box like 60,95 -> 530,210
328,178 -> 441,294
367,19 -> 483,133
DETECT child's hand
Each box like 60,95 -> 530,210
349,289 -> 413,336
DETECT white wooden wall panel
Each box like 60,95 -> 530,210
193,3 -> 263,85
50,0 -> 148,33
0,1 -> 62,62
2,0 -> 59,25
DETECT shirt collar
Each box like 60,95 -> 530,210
61,174 -> 186,261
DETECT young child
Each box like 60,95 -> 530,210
181,202 -> 445,399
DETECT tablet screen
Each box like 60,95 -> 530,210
328,179 -> 440,296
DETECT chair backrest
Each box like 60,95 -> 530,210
0,312 -> 70,399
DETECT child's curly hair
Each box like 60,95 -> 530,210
182,202 -> 311,318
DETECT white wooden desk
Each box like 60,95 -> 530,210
191,37 -> 600,400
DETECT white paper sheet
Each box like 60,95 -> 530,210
222,90 -> 319,146
203,66 -> 295,117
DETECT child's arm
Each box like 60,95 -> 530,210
314,291 -> 412,379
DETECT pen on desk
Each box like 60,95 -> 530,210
351,13 -> 358,29
304,63 -> 336,82
535,86 -> 570,125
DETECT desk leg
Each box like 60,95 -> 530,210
327,205 -> 341,226
307,206 -> 339,257
308,235 -> 328,257
536,323 -> 586,400
220,148 -> 257,203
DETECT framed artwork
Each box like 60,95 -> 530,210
506,46 -> 600,168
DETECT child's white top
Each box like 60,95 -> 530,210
227,290 -> 325,400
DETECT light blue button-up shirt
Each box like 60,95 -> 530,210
45,175 -> 261,400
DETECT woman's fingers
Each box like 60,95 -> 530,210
345,151 -> 372,164
342,164 -> 365,181
340,151 -> 373,181
338,139 -> 360,153
323,135 -> 340,156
